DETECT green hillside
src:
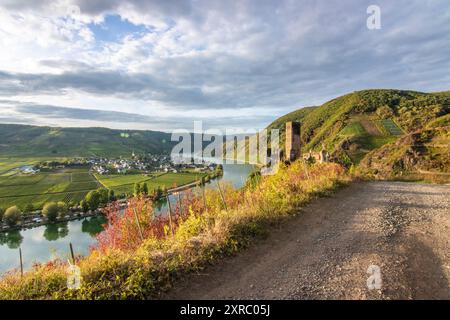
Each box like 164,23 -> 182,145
268,89 -> 450,168
0,124 -> 174,157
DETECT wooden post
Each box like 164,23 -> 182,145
177,192 -> 183,216
69,242 -> 75,264
133,208 -> 144,242
19,247 -> 23,278
202,186 -> 207,212
216,180 -> 228,211
166,195 -> 175,235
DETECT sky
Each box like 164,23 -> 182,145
0,0 -> 449,132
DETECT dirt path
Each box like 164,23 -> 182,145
163,181 -> 450,300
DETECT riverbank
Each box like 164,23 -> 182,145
0,170 -> 222,233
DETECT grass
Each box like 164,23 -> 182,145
339,122 -> 366,137
0,158 -> 65,176
0,161 -> 350,299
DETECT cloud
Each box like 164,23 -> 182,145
0,0 -> 449,131
0,100 -> 274,132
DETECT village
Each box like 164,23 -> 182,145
18,153 -> 218,176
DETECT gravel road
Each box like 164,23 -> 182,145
163,181 -> 450,300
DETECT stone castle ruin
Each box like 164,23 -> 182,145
285,121 -> 329,163
285,121 -> 302,161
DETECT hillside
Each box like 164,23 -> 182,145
0,124 -> 174,157
268,89 -> 450,172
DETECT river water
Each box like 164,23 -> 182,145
0,163 -> 255,275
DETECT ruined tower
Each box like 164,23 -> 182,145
285,121 -> 301,161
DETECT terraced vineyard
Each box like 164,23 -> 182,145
380,119 -> 403,135
0,167 -> 100,210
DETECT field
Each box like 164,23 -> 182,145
338,122 -> 366,137
0,158 -> 67,175
0,158 -> 209,210
0,167 -> 99,210
96,172 -> 207,196
379,119 -> 403,135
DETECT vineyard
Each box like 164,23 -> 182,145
0,167 -> 99,210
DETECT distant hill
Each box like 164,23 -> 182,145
268,89 -> 450,176
0,124 -> 175,157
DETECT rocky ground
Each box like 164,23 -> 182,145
162,181 -> 450,300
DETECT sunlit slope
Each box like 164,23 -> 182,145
267,89 -> 450,165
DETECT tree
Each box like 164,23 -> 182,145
42,202 -> 59,222
80,200 -> 89,213
85,190 -> 100,211
133,183 -> 141,196
376,105 -> 394,119
142,182 -> 148,195
97,188 -> 109,206
108,189 -> 116,201
0,207 -> 4,222
4,206 -> 22,226
57,201 -> 68,218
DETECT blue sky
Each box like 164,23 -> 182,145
88,15 -> 149,43
0,0 -> 449,132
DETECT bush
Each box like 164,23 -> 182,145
108,189 -> 116,201
42,202 -> 59,222
85,190 -> 100,210
376,105 -> 394,119
57,202 -> 68,218
98,189 -> 109,206
3,206 -> 22,226
80,200 -> 89,213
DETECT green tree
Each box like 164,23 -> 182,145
142,182 -> 148,195
85,190 -> 100,211
97,188 -> 109,206
57,201 -> 68,218
80,200 -> 89,213
108,189 -> 116,201
42,202 -> 59,222
4,206 -> 22,226
133,183 -> 141,196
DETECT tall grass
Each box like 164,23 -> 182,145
0,161 -> 350,299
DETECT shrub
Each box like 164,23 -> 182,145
85,190 -> 100,210
42,202 -> 59,222
108,189 -> 116,201
57,202 -> 68,218
3,206 -> 22,226
376,105 -> 394,119
80,200 -> 89,213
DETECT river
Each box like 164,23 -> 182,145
0,163 -> 255,275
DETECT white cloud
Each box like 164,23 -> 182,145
0,0 -> 449,131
